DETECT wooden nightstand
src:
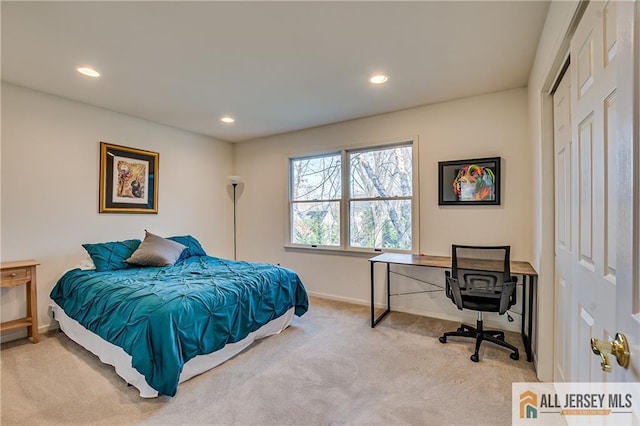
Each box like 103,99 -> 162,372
1,260 -> 40,343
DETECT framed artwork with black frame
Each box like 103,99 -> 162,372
438,156 -> 501,206
99,142 -> 159,213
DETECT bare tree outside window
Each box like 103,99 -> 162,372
289,142 -> 414,251
349,145 -> 412,250
290,154 -> 341,246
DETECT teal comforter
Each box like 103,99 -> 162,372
50,256 -> 308,396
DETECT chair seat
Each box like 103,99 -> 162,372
460,295 -> 501,312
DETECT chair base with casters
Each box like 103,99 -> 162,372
439,312 -> 520,362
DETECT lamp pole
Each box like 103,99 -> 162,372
227,176 -> 241,260
232,182 -> 237,260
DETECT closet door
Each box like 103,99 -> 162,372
553,68 -> 572,382
568,0 -> 618,382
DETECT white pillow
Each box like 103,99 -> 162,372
78,257 -> 96,270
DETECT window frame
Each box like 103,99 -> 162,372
286,138 -> 420,254
288,151 -> 342,248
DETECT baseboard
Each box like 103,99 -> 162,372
0,328 -> 27,344
0,323 -> 58,344
307,291 -> 373,307
307,290 -> 519,332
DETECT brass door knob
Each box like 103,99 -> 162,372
591,333 -> 630,372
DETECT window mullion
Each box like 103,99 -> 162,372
350,196 -> 413,202
341,149 -> 349,250
291,199 -> 341,204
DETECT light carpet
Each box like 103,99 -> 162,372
1,296 -> 537,425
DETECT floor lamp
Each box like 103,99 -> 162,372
227,176 -> 241,260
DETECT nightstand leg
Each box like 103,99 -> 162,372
26,266 -> 38,343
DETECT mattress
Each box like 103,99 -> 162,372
52,302 -> 295,398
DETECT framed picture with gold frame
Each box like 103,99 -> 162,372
99,142 -> 159,213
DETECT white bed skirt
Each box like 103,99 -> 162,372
51,303 -> 295,398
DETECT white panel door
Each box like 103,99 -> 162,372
564,0 -> 639,384
614,0 -> 640,384
553,70 -> 572,382
569,0 -> 618,382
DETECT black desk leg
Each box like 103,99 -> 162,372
520,275 -> 534,362
370,261 -> 375,326
370,261 -> 391,327
386,262 -> 391,312
527,276 -> 534,362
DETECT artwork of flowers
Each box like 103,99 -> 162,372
114,158 -> 148,202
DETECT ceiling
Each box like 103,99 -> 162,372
2,1 -> 550,143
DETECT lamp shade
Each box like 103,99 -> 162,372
227,175 -> 242,185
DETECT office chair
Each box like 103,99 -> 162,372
438,245 -> 520,362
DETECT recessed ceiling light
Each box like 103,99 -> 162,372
77,67 -> 100,78
369,74 -> 389,84
220,116 -> 235,123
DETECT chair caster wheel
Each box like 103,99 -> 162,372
510,352 -> 520,361
470,354 -> 479,362
439,336 -> 447,344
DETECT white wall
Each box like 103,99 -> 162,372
0,83 -> 234,341
527,0 -> 581,381
235,87 -> 532,331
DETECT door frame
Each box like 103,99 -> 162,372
539,0 -> 639,382
535,1 -> 588,382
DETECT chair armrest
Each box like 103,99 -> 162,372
499,280 -> 517,314
446,275 -> 464,311
510,276 -> 518,305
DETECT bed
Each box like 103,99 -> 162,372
50,234 -> 308,397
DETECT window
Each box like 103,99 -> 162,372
289,141 -> 416,252
290,153 -> 341,246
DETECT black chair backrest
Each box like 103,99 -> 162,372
451,245 -> 511,281
448,245 -> 515,314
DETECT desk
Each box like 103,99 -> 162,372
369,253 -> 537,362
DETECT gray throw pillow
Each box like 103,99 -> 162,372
126,231 -> 186,267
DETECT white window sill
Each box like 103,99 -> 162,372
283,244 -> 413,258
